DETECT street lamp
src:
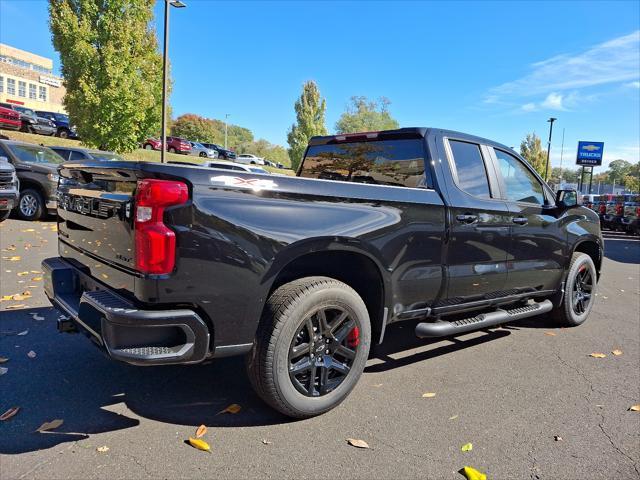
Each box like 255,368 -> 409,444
160,0 -> 187,164
544,117 -> 556,182
224,114 -> 230,150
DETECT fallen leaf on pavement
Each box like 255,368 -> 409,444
17,271 -> 29,276
27,351 -> 36,359
262,439 -> 273,445
188,437 -> 211,453
96,446 -> 109,453
422,392 -> 436,398
195,424 -> 207,438
544,332 -> 557,336
7,256 -> 21,261
449,415 -> 459,420
554,435 -> 563,441
31,277 -> 43,282
4,304 -> 26,310
612,349 -> 623,356
371,383 -> 383,387
589,353 -> 607,358
31,270 -> 43,274
0,367 -> 7,375
17,329 -> 28,336
217,404 -> 241,415
629,405 -> 640,412
461,443 -> 473,452
0,357 -> 8,363
0,407 -> 20,421
461,466 -> 487,480
21,229 -> 35,232
346,438 -> 370,449
36,419 -> 64,432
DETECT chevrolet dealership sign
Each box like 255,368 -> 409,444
576,141 -> 604,166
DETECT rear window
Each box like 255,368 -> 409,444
300,139 -> 426,188
7,144 -> 64,164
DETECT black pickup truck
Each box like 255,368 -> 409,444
43,128 -> 602,418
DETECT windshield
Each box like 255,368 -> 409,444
89,152 -> 125,161
8,144 -> 64,164
54,113 -> 69,122
16,107 -> 35,116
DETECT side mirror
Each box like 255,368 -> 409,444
556,189 -> 578,209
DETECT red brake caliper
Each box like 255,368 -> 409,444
347,326 -> 360,348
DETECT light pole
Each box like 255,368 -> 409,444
224,114 -> 230,150
544,117 -> 556,182
160,0 -> 187,164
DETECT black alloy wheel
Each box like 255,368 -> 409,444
288,306 -> 360,397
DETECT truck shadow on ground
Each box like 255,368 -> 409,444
0,305 -> 559,455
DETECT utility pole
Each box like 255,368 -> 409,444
224,113 -> 230,150
558,128 -> 565,187
160,0 -> 187,163
544,117 -> 557,182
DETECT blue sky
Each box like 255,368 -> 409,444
1,0 -> 639,170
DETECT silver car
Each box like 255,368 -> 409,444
189,142 -> 218,159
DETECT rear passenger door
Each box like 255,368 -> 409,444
442,137 -> 512,301
490,148 -> 565,293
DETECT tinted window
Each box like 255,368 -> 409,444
300,139 -> 426,188
7,144 -> 64,164
448,140 -> 491,198
51,148 -> 71,161
495,149 -> 545,204
70,151 -> 87,160
210,163 -> 233,170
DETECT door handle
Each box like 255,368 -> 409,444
456,214 -> 478,224
512,217 -> 528,225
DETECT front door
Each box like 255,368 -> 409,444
442,138 -> 512,302
490,147 -> 565,292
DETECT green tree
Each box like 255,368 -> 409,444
606,159 -> 632,184
170,113 -> 253,148
49,0 -> 164,152
335,96 -> 399,134
287,81 -> 328,171
550,167 -> 580,184
519,133 -> 548,178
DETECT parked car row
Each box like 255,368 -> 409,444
0,104 -> 78,139
0,139 -> 122,221
581,193 -> 640,235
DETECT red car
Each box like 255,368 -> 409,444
0,106 -> 22,131
143,136 -> 191,154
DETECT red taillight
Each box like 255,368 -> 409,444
599,204 -> 606,214
636,207 -> 640,216
616,204 -> 623,215
134,179 -> 188,274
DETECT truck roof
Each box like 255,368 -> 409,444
308,127 -> 516,153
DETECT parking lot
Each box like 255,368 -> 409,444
0,218 -> 638,480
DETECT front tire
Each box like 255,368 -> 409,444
169,147 -> 176,153
17,189 -> 44,221
199,152 -> 207,158
551,252 -> 597,327
57,128 -> 69,139
144,144 -> 153,150
246,277 -> 371,418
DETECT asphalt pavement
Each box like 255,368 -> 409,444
1,218 -> 638,480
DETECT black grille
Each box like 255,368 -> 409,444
0,171 -> 14,190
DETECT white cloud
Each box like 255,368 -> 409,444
540,92 -> 566,110
521,102 -> 537,112
486,30 -> 640,107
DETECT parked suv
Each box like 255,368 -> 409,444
0,106 -> 22,131
620,194 -> 640,235
0,102 -> 38,132
200,143 -> 236,160
50,146 -> 124,162
143,137 -> 191,154
0,140 -> 63,220
0,157 -> 19,222
34,110 -> 78,139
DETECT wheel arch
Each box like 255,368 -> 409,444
262,242 -> 389,344
573,238 -> 602,278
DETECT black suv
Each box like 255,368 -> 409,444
50,146 -> 124,162
0,140 -> 63,220
34,110 -> 78,139
201,143 -> 236,160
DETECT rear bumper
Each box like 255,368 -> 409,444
42,257 -> 210,366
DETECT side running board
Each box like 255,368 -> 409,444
415,300 -> 553,338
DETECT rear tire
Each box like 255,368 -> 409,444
551,252 -> 597,327
17,189 -> 44,221
246,276 -> 371,418
169,147 -> 176,153
144,144 -> 153,150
